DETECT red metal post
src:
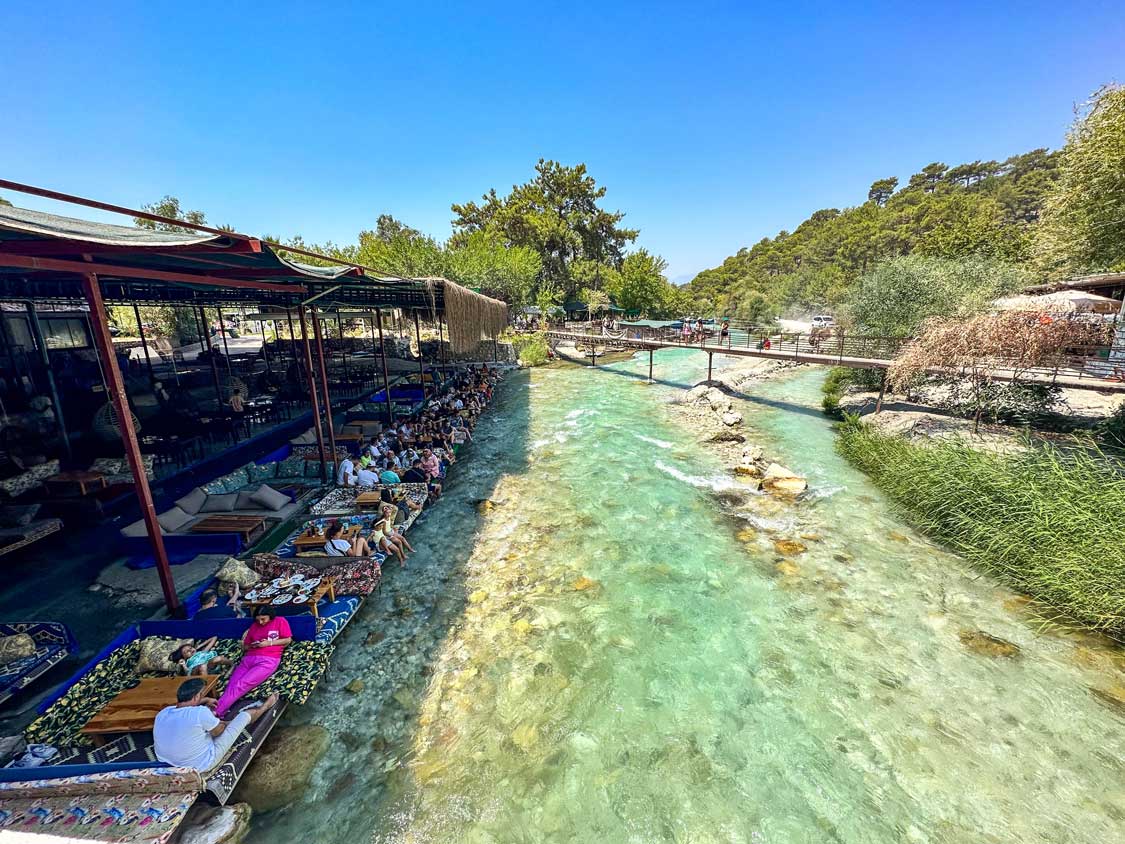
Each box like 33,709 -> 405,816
82,274 -> 181,616
298,306 -> 329,482
413,311 -> 427,400
311,307 -> 337,475
376,310 -> 395,425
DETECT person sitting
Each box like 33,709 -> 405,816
193,589 -> 238,620
172,637 -> 233,676
154,678 -> 277,771
229,388 -> 245,417
371,506 -> 408,566
401,459 -> 428,484
324,521 -> 374,557
379,466 -> 401,485
213,608 -> 291,718
356,465 -> 381,486
337,454 -> 357,486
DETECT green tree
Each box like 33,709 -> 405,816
605,249 -> 669,315
867,177 -> 898,206
1036,84 -> 1125,275
0,195 -> 11,207
846,255 -> 1030,338
134,196 -> 207,232
451,159 -> 638,298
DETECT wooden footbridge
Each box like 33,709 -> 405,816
545,328 -> 1125,393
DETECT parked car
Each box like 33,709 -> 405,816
811,315 -> 835,328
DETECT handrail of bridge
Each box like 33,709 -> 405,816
546,324 -> 1125,390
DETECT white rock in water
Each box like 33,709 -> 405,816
761,463 -> 807,495
743,445 -> 764,462
721,411 -> 743,426
179,804 -> 252,844
686,385 -> 709,402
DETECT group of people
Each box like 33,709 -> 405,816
151,363 -> 504,774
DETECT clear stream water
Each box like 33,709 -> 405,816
247,350 -> 1124,844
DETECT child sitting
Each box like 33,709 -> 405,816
172,637 -> 232,676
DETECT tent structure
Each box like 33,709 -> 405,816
0,181 -> 509,616
995,290 -> 1122,315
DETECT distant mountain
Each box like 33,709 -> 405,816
685,149 -> 1059,321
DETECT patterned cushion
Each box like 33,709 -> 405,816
135,636 -> 193,674
201,479 -> 228,495
277,456 -> 306,479
248,462 -> 278,483
304,460 -> 335,478
216,556 -> 261,588
221,469 -> 249,493
0,634 -> 36,665
247,552 -> 381,596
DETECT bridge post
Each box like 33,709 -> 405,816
707,351 -> 713,382
875,371 -> 887,413
649,348 -> 654,383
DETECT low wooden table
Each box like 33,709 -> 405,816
293,525 -> 360,551
80,675 -> 220,745
355,491 -> 386,512
245,576 -> 336,618
46,470 -> 107,496
190,514 -> 267,545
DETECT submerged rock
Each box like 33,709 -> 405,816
178,803 -> 252,844
775,560 -> 801,577
773,539 -> 808,557
572,576 -> 600,591
233,725 -> 329,812
734,464 -> 762,477
511,722 -> 540,751
736,527 -> 758,544
959,630 -> 1021,659
721,411 -> 743,427
1089,684 -> 1125,715
761,463 -> 807,496
345,678 -> 365,694
707,429 -> 745,443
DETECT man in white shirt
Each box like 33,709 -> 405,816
356,466 -> 380,487
154,679 -> 277,771
337,455 -> 356,486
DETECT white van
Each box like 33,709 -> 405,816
811,315 -> 835,328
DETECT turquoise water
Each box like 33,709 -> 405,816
247,350 -> 1125,844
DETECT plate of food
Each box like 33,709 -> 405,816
289,573 -> 305,582
271,578 -> 286,587
259,585 -> 278,597
271,594 -> 291,605
303,576 -> 322,589
294,593 -> 311,604
243,590 -> 259,602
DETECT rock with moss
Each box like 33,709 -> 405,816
178,803 -> 252,844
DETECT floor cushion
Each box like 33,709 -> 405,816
0,634 -> 36,664
175,487 -> 208,516
201,493 -> 238,513
157,506 -> 194,534
135,636 -> 193,674
250,484 -> 290,512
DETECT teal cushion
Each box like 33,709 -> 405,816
248,462 -> 278,483
201,479 -> 227,494
278,456 -> 306,478
305,459 -> 335,478
221,469 -> 249,493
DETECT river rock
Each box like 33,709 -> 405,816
178,803 -> 252,844
959,630 -> 1021,659
761,463 -> 807,495
686,385 -> 710,402
232,725 -> 329,813
721,411 -> 743,426
365,630 -> 386,646
775,560 -> 801,577
1090,684 -> 1125,715
511,723 -> 539,751
773,539 -> 808,556
743,445 -> 764,463
707,429 -> 745,443
572,576 -> 600,591
345,678 -> 365,694
734,463 -> 761,477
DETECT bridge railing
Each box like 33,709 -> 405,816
555,326 -> 1125,386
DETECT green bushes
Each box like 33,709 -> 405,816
821,367 -> 883,416
837,420 -> 1125,637
511,332 -> 550,367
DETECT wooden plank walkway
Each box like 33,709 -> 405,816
546,330 -> 1125,393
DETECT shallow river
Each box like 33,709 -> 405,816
248,350 -> 1124,844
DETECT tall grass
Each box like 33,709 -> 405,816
837,418 -> 1125,638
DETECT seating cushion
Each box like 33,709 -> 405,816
135,636 -> 193,674
277,456 -> 306,478
234,490 -> 260,510
0,633 -> 36,665
174,487 -> 208,516
216,556 -> 260,588
0,503 -> 41,528
200,493 -> 238,513
247,462 -> 277,483
156,506 -> 194,534
250,484 -> 290,512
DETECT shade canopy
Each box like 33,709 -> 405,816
0,204 -> 508,348
995,290 -> 1121,315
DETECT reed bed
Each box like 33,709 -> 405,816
837,419 -> 1125,638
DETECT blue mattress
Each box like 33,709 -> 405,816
0,622 -> 78,706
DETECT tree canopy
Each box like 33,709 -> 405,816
1035,85 -> 1125,276
133,196 -> 208,233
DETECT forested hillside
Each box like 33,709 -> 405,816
685,149 -> 1060,321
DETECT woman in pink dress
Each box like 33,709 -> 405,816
213,607 -> 291,718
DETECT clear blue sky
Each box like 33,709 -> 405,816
2,1 -> 1122,283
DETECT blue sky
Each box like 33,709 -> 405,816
2,1 -> 1122,283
